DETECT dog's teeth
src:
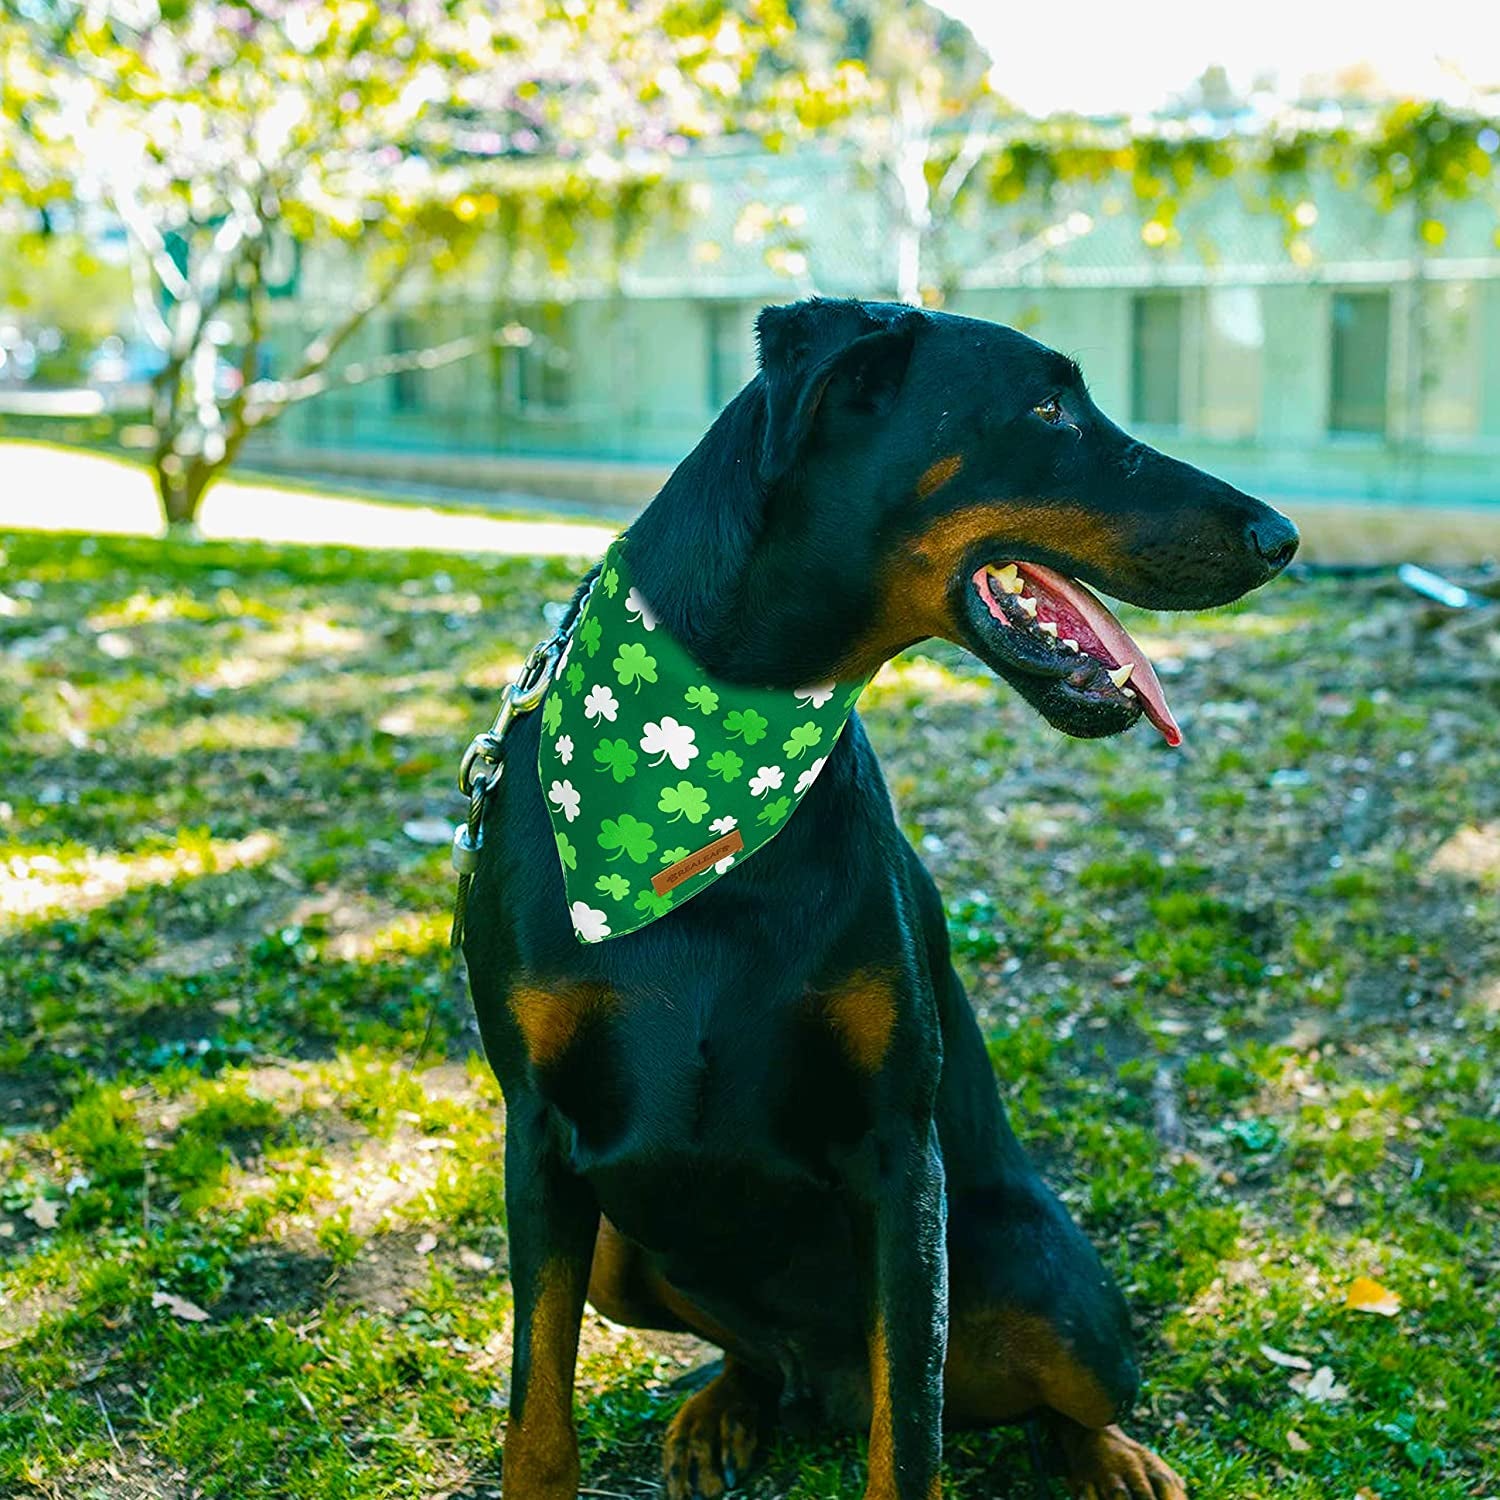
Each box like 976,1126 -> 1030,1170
1108,662 -> 1136,688
1016,594 -> 1038,617
1122,686 -> 1137,699
990,563 -> 1023,594
1038,620 -> 1059,638
1061,637 -> 1080,653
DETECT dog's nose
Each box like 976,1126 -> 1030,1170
1246,510 -> 1299,577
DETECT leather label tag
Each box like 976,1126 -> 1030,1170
651,829 -> 745,895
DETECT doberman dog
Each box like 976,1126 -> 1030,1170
462,298 -> 1298,1499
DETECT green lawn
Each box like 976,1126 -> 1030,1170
1,529 -> 1497,1499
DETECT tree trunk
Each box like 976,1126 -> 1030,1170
155,456 -> 212,533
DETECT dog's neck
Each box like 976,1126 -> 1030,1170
625,381 -> 868,689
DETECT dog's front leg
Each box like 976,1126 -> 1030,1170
857,1120 -> 949,1500
501,1094 -> 599,1500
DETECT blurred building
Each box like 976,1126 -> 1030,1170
251,141 -> 1500,509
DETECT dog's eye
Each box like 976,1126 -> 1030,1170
1032,396 -> 1064,424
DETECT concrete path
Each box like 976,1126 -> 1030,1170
0,442 -> 619,558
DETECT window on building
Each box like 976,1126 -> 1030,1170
1131,293 -> 1182,427
389,314 -> 422,412
516,304 -> 572,411
1328,291 -> 1389,435
704,303 -> 748,410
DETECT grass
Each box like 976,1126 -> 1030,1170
1,527 -> 1497,1499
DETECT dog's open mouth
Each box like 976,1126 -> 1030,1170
966,562 -> 1183,747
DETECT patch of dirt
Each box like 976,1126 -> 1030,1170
215,1244 -> 333,1322
26,1453 -> 203,1500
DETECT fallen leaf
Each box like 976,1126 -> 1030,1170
23,1196 -> 60,1229
1293,1365 -> 1349,1404
1286,1428 -> 1311,1453
415,1232 -> 439,1255
1260,1342 -> 1313,1371
151,1291 -> 210,1322
1344,1276 -> 1401,1316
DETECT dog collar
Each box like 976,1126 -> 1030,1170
537,538 -> 872,943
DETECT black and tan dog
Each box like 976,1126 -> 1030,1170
462,299 -> 1297,1499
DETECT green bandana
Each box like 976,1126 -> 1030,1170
536,539 -> 872,943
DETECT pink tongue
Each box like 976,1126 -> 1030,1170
1018,563 -> 1183,748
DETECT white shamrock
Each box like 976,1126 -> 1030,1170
749,765 -> 784,798
583,683 -> 618,724
713,854 -> 736,874
569,902 -> 611,942
548,779 -> 581,823
794,756 -> 828,797
625,587 -> 658,632
795,681 -> 836,709
708,815 -> 738,835
556,734 -> 574,765
640,716 -> 699,770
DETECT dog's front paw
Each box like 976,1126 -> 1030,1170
1054,1421 -> 1187,1500
663,1359 -> 769,1499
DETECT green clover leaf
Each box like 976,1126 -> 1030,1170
593,737 -> 639,782
706,749 -> 743,782
578,615 -> 602,657
843,684 -> 864,711
599,813 -> 657,864
782,722 -> 823,759
601,566 -> 619,598
566,661 -> 584,695
594,873 -> 630,901
658,781 -> 710,824
723,707 -> 768,745
555,829 -> 576,871
541,693 -> 562,735
684,684 -> 720,715
757,795 -> 792,827
659,846 -> 692,865
613,640 -> 658,691
634,888 -> 673,918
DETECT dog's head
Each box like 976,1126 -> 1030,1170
739,297 -> 1298,744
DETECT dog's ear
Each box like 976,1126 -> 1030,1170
756,299 -> 922,483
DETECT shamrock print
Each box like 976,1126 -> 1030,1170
584,683 -> 619,724
601,565 -> 619,598
547,779 -> 582,823
794,756 -> 827,796
593,737 -> 638,782
782,722 -> 823,759
709,815 -> 738,835
556,734 -> 574,765
723,707 -> 769,745
757,795 -> 792,826
578,615 -> 602,657
634,889 -> 673,918
660,846 -> 692,865
541,693 -> 563,735
595,873 -> 631,901
570,902 -> 611,942
625,587 -> 658,631
684,683 -> 719,715
555,830 -> 577,871
614,640 -> 658,691
748,765 -> 784,798
599,813 -> 657,864
640,717 -> 698,770
795,681 -> 836,709
658,781 -> 710,824
706,749 -> 743,782
566,662 -> 584,695
714,854 -> 736,875
843,684 -> 864,712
